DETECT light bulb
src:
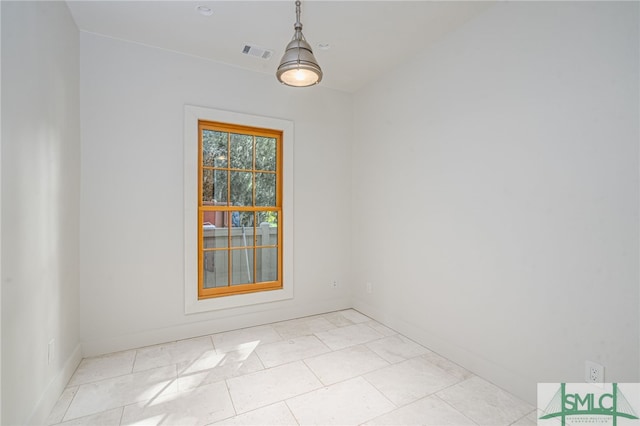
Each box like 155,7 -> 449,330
279,67 -> 320,87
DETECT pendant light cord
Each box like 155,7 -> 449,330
294,0 -> 302,65
294,0 -> 302,34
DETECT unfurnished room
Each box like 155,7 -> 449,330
1,1 -> 639,425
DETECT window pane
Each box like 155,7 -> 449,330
256,173 -> 276,206
232,213 -> 255,248
256,247 -> 277,282
255,137 -> 276,171
230,133 -> 253,170
203,130 -> 228,168
230,171 -> 252,206
257,212 -> 278,246
202,169 -> 214,204
202,214 -> 228,248
203,250 -> 228,288
257,211 -> 278,227
231,248 -> 254,285
213,170 -> 228,204
237,210 -> 254,228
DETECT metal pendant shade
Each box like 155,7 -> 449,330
276,1 -> 322,87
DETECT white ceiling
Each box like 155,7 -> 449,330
66,1 -> 495,93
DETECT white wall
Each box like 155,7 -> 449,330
1,2 -> 81,424
352,1 -> 639,404
79,33 -> 353,355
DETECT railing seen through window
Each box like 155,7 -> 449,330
198,121 -> 283,299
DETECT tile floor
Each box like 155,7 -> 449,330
46,309 -> 536,426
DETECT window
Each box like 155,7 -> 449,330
198,121 -> 283,299
184,106 -> 293,313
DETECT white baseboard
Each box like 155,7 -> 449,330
27,343 -> 82,426
82,299 -> 351,357
352,299 -> 536,406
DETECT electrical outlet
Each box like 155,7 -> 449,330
585,360 -> 604,383
366,282 -> 373,294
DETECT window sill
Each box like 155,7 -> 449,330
185,284 -> 293,314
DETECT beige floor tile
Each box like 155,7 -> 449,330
365,395 -> 477,425
120,380 -> 234,426
227,360 -> 322,414
304,345 -> 389,385
211,402 -> 297,425
177,349 -> 264,391
212,324 -> 282,353
57,408 -> 123,426
422,350 -> 474,380
315,323 -> 384,351
436,376 -> 534,426
64,365 -> 177,421
338,309 -> 371,324
45,386 -> 78,425
322,311 -> 357,327
68,350 -> 136,387
366,334 -> 429,363
512,410 -> 538,425
364,356 -> 461,405
286,377 -> 395,425
365,320 -> 397,337
256,335 -> 330,368
133,335 -> 214,373
271,315 -> 336,340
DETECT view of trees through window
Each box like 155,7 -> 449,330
201,130 -> 277,217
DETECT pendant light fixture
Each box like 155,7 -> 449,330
276,0 -> 323,87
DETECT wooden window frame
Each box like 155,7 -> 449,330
198,120 -> 283,299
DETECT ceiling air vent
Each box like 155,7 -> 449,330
242,44 -> 273,60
